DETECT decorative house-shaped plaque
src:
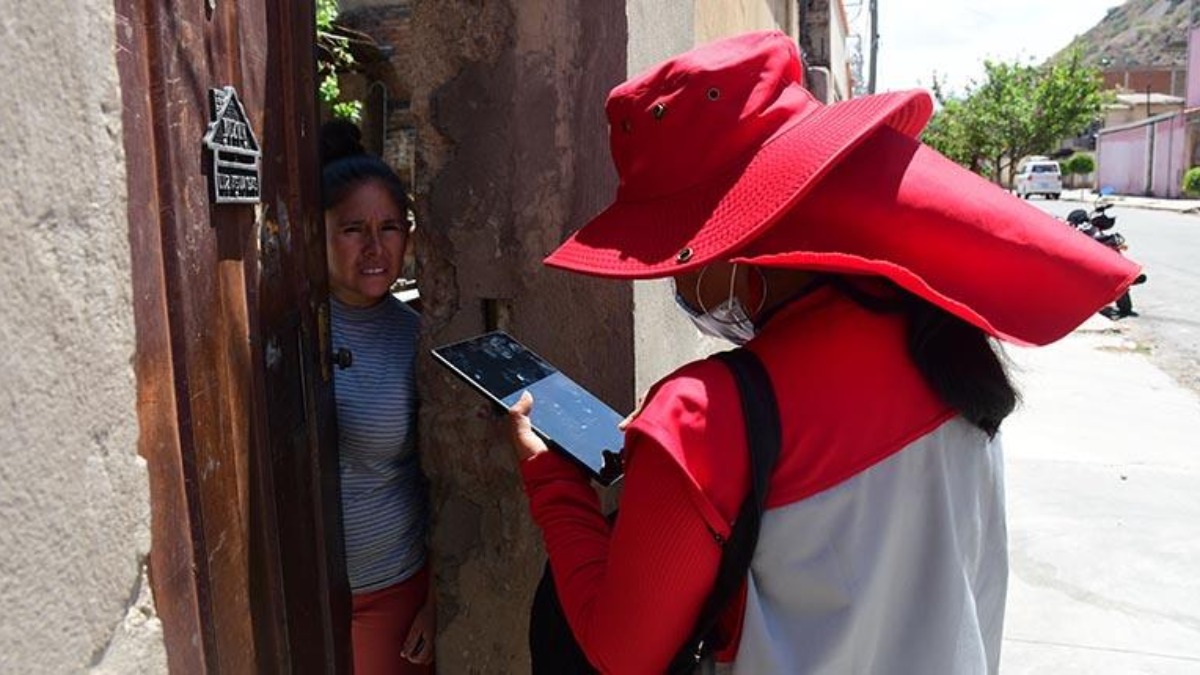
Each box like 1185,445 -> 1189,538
203,86 -> 262,204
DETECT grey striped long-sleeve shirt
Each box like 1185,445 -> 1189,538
331,295 -> 427,593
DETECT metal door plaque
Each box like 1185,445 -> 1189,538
203,86 -> 262,204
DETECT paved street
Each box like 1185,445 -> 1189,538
1030,199 -> 1200,395
1001,198 -> 1200,673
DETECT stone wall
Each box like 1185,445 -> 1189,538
341,0 -> 634,671
337,1 -> 796,670
0,1 -> 164,672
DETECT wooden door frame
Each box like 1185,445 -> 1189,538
115,1 -> 349,671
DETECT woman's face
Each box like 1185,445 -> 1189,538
325,180 -> 408,307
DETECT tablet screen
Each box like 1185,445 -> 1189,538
432,332 -> 625,485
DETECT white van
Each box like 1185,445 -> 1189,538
1015,157 -> 1063,200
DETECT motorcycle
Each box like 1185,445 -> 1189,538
1066,202 -> 1120,245
1064,202 -> 1145,320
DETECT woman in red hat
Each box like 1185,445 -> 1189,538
508,31 -> 1139,674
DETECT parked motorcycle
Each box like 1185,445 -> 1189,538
1065,202 -> 1145,320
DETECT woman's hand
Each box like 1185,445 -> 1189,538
508,391 -> 549,462
401,590 -> 436,665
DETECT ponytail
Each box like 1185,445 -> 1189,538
320,119 -> 408,213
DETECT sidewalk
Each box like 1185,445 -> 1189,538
1060,188 -> 1200,215
1001,315 -> 1200,673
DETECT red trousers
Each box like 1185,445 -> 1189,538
351,566 -> 434,675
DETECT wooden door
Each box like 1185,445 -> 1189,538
115,1 -> 349,671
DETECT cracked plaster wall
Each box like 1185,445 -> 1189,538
342,2 -> 634,671
339,1 -> 792,671
0,2 -> 164,673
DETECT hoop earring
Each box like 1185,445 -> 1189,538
694,265 -> 713,315
749,265 -> 768,318
694,264 -> 769,324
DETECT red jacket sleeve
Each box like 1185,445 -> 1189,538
520,442 -> 725,674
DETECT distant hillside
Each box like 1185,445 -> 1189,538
1054,0 -> 1196,68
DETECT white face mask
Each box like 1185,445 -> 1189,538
673,264 -> 761,346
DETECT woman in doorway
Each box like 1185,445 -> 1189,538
507,31 -> 1140,673
322,120 -> 433,674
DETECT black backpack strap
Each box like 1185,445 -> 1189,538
667,348 -> 782,673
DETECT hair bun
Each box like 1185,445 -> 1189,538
320,119 -> 366,166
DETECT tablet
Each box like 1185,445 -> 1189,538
431,331 -> 625,486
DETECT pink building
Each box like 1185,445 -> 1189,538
1190,27 -> 1200,108
1095,27 -> 1200,197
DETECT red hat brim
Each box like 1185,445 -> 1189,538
544,88 -> 934,278
735,126 -> 1142,346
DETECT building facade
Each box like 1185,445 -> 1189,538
0,0 -> 163,671
333,1 -> 849,670
1096,26 -> 1200,198
1103,92 -> 1186,128
2,1 -> 856,672
1102,66 -> 1188,98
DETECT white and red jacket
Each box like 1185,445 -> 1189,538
521,287 -> 1008,674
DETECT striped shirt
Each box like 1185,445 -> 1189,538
331,295 -> 427,593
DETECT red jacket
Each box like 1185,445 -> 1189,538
522,287 -> 1005,673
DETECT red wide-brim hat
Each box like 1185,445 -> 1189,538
545,30 -> 1141,346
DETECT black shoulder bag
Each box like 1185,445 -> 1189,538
529,348 -> 782,674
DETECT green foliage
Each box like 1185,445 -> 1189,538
1064,153 -> 1095,175
316,0 -> 338,29
333,101 -> 363,120
1183,167 -> 1200,197
923,81 -> 996,175
316,0 -> 361,122
922,49 -> 1106,185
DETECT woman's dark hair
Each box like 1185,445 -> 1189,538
320,119 -> 408,212
828,277 -> 1018,438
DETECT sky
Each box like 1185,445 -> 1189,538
866,0 -> 1120,94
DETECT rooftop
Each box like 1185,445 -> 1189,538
1106,92 -> 1187,109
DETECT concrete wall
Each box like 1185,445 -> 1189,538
1104,101 -> 1187,128
797,0 -> 853,103
338,1 -> 804,670
1188,27 -> 1200,108
800,0 -> 831,69
1151,114 -> 1188,198
694,0 -> 792,45
1098,125 -> 1151,195
626,0 -> 717,395
1103,68 -> 1186,97
0,1 -> 164,673
1191,125 -> 1200,169
1098,114 -> 1191,198
341,1 -> 634,671
828,0 -> 851,101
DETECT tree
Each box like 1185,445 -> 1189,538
317,0 -> 362,121
922,50 -> 1106,186
1183,167 -> 1200,197
1063,153 -> 1095,175
1028,51 -> 1107,157
924,79 -> 1000,177
1062,153 -> 1096,188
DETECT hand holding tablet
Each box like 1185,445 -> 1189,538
431,332 -> 626,486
